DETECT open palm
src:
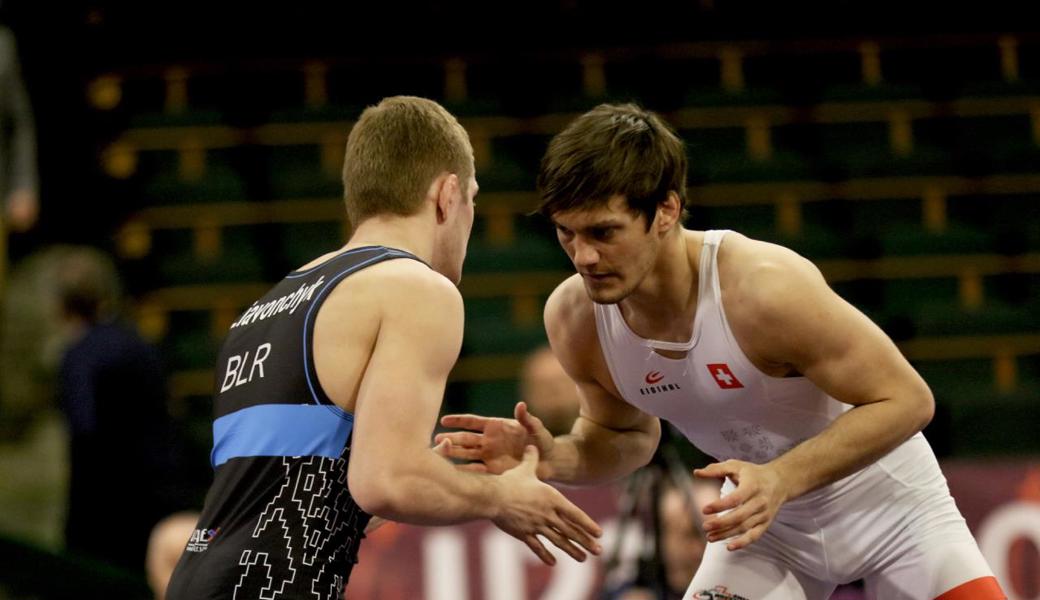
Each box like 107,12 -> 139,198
438,402 -> 554,478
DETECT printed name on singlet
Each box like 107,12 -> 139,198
185,527 -> 221,553
639,383 -> 682,396
638,371 -> 682,396
229,275 -> 326,330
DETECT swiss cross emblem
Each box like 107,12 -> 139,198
707,363 -> 743,389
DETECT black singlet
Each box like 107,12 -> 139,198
166,246 -> 421,600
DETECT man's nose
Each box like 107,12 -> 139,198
573,238 -> 599,267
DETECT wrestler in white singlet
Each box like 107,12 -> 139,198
595,231 -> 1000,600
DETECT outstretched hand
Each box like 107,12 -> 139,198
694,460 -> 790,551
493,445 -> 602,565
437,402 -> 556,479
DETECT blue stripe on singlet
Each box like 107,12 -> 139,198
210,404 -> 354,467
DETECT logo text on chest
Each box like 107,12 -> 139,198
639,371 -> 681,396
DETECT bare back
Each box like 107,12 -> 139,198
311,257 -> 461,415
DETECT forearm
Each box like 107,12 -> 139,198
546,416 -> 658,485
355,451 -> 501,525
769,396 -> 931,501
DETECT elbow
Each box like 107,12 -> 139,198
349,469 -> 403,518
913,383 -> 935,433
637,419 -> 663,469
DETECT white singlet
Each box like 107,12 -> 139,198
593,230 -> 1002,600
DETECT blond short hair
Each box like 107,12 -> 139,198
342,96 -> 474,227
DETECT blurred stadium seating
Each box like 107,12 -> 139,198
72,32 -> 1040,464
2,4 -> 1040,593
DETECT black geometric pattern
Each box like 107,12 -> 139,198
233,451 -> 368,599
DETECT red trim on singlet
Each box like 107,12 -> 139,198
935,576 -> 1006,600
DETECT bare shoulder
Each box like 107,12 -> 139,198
544,274 -> 606,384
545,275 -> 593,331
314,258 -> 464,357
718,232 -> 842,373
323,258 -> 463,319
313,257 -> 463,412
718,231 -> 826,316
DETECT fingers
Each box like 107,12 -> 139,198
364,516 -> 388,534
693,461 -> 779,552
554,499 -> 603,539
434,432 -> 487,462
435,431 -> 484,447
432,435 -> 492,470
550,513 -> 602,557
700,465 -> 751,515
523,523 -> 602,565
540,526 -> 587,562
431,438 -> 452,457
693,461 -> 737,481
440,414 -> 490,432
515,402 -> 545,435
702,487 -> 749,515
518,445 -> 540,471
704,496 -> 758,533
725,522 -> 768,552
443,446 -> 484,461
522,534 -> 555,566
704,499 -> 766,542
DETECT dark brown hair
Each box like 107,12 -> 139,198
536,103 -> 687,229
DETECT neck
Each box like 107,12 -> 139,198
346,212 -> 436,264
623,228 -> 700,324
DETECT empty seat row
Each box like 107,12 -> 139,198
90,35 -> 1040,121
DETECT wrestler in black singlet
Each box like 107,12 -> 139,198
166,246 -> 421,600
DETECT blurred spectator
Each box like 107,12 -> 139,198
608,478 -> 866,599
608,478 -> 719,600
607,473 -> 866,600
0,247 -> 65,440
0,24 -> 38,232
520,345 -> 580,436
56,247 -> 186,571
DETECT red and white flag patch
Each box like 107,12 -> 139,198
707,363 -> 744,389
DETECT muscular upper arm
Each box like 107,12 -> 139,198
345,266 -> 464,488
544,277 -> 660,437
728,241 -> 933,418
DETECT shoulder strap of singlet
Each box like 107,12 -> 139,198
698,229 -> 729,308
630,230 -> 731,352
301,246 -> 426,414
287,245 -> 429,279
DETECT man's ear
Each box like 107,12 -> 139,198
433,173 -> 459,225
655,191 -> 682,233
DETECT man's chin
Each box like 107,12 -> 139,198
583,282 -> 626,305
